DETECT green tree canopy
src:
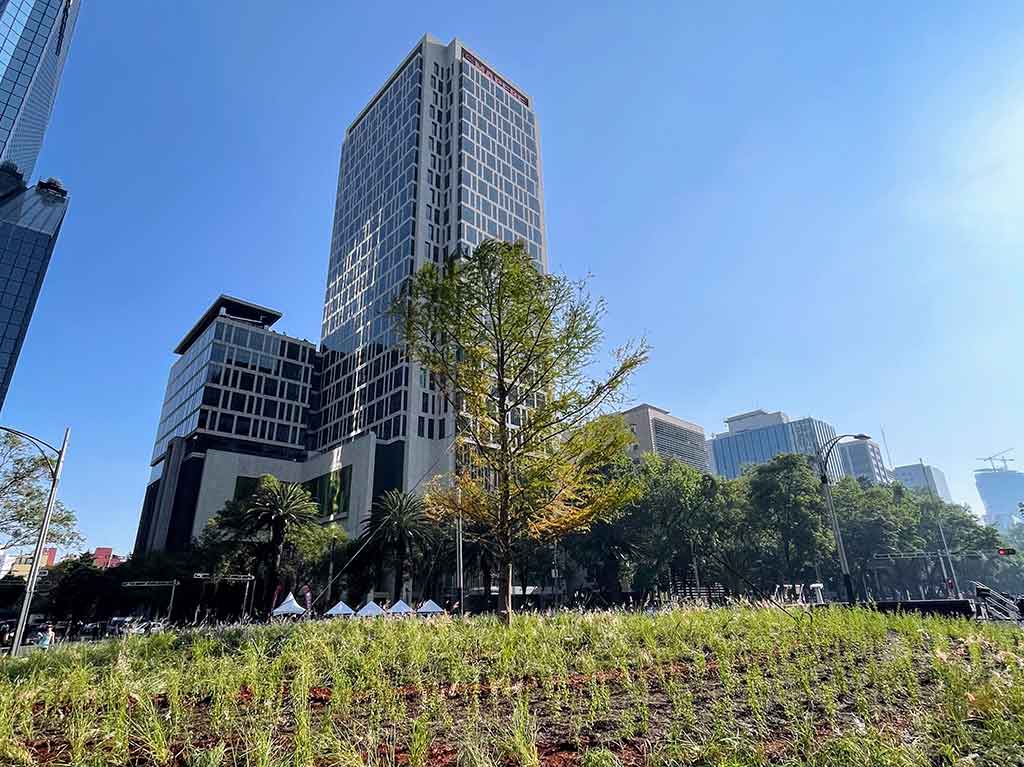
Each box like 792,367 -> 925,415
396,239 -> 647,619
0,432 -> 80,553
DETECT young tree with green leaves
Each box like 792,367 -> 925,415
395,239 -> 648,621
746,453 -> 827,586
0,432 -> 79,553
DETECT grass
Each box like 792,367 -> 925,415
1,606 -> 1023,765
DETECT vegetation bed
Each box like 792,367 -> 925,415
2,607 -> 1023,766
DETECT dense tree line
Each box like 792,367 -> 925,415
564,452 -> 1024,602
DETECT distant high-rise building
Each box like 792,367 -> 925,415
708,409 -> 846,481
893,462 -> 952,503
619,403 -> 707,471
0,0 -> 79,409
974,467 -> 1024,530
316,35 -> 545,497
839,439 -> 892,485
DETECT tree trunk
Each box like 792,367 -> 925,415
481,550 -> 493,612
393,536 -> 406,603
269,521 -> 286,610
520,558 -> 529,609
499,555 -> 513,625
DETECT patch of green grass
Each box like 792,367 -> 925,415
2,606 -> 1023,765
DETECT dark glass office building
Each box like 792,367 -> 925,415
0,0 -> 78,408
0,165 -> 65,405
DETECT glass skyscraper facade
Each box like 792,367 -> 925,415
975,468 -> 1024,530
0,167 -> 65,405
0,0 -> 78,179
317,35 -> 546,494
709,411 -> 846,482
0,0 -> 77,409
893,463 -> 952,504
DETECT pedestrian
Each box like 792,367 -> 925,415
37,624 -> 54,650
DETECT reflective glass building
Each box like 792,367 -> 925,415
0,164 -> 65,405
317,35 -> 546,495
893,462 -> 952,503
0,0 -> 78,409
708,409 -> 847,482
975,468 -> 1024,530
0,0 -> 78,180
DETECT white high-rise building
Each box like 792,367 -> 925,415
316,35 -> 547,496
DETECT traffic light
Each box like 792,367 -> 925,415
997,547 -> 1017,556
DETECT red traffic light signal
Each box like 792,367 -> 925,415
997,547 -> 1017,556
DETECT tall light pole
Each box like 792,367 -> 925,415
4,426 -> 70,656
816,432 -> 869,605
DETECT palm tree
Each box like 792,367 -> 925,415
215,474 -> 320,608
360,490 -> 432,602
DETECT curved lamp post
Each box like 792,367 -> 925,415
815,432 -> 869,605
2,426 -> 70,656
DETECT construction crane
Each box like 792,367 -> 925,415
976,448 -> 1015,471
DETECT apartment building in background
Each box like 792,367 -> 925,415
708,409 -> 847,482
620,403 -> 708,471
0,0 -> 79,408
893,462 -> 953,503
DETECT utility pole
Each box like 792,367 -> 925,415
10,428 -> 69,656
456,484 -> 464,616
921,458 -> 960,597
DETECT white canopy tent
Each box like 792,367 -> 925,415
416,599 -> 445,616
389,599 -> 413,616
356,601 -> 386,618
272,592 -> 305,616
325,599 -> 355,617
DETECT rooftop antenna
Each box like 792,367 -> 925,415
880,425 -> 894,470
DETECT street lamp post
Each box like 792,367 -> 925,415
4,426 -> 70,656
816,432 -> 870,605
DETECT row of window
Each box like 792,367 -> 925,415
197,408 -> 304,446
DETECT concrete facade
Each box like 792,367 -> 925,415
620,403 -> 708,471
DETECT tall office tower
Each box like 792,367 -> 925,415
0,0 -> 79,409
0,166 -> 66,404
893,462 -> 953,503
0,0 -> 79,179
317,35 -> 546,497
974,467 -> 1024,530
620,403 -> 708,472
839,438 -> 892,485
708,408 -> 847,481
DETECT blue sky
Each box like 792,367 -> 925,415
7,2 -> 1024,554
